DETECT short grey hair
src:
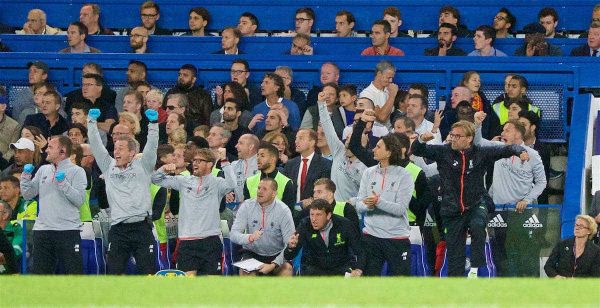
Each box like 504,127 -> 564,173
168,93 -> 189,108
375,60 -> 395,75
275,66 -> 294,80
117,136 -> 140,153
213,123 -> 232,141
0,200 -> 13,219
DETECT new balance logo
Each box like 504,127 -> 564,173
488,214 -> 507,228
424,212 -> 436,227
523,214 -> 543,228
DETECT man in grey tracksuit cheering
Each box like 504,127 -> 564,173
152,148 -> 236,276
231,177 -> 295,276
87,108 -> 159,275
356,134 -> 414,276
21,135 -> 87,274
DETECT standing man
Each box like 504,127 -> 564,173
285,199 -> 364,276
360,60 -> 398,129
361,20 -> 405,56
21,136 -> 87,274
231,178 -> 295,276
139,1 -> 171,35
163,64 -> 213,129
413,121 -> 529,277
222,98 -> 251,157
152,148 -> 235,275
231,134 -> 260,204
60,21 -> 101,53
424,23 -> 467,56
87,108 -> 160,275
406,94 -> 442,143
283,129 -> 332,208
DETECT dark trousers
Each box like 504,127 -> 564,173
32,230 -> 83,275
302,264 -> 349,276
443,205 -> 487,277
107,221 -> 156,275
176,236 -> 223,275
362,234 -> 411,276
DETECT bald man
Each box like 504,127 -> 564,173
130,26 -> 149,53
16,9 -> 61,35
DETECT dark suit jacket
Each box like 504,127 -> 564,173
212,49 -> 244,55
570,44 -> 593,56
282,152 -> 332,201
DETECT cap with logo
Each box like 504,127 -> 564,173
10,138 -> 35,152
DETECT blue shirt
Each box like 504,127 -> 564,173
251,98 -> 301,132
468,47 -> 508,57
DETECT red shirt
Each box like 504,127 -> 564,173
361,45 -> 405,56
157,108 -> 168,124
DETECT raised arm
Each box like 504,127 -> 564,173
20,164 -> 40,200
317,99 -> 345,156
151,164 -> 183,191
141,110 -> 159,174
87,109 -> 114,172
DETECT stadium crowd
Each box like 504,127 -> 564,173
0,1 -> 600,277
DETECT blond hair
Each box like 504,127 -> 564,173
576,215 -> 598,240
451,120 -> 476,138
119,112 -> 141,135
168,127 -> 187,146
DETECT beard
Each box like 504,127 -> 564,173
438,39 -> 451,48
130,40 -> 144,50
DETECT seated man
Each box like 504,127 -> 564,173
492,8 -> 516,39
0,201 -> 23,265
335,10 -> 359,37
16,9 -> 61,35
139,0 -> 171,35
238,12 -> 258,37
311,178 -> 360,231
231,178 -> 295,276
24,91 -> 69,137
514,23 -> 562,56
59,21 -> 101,53
424,23 -> 466,56
285,199 -> 364,276
289,33 -> 313,55
130,27 -> 149,54
213,27 -> 242,55
185,7 -> 211,36
361,20 -> 404,56
468,25 -> 507,57
571,21 -> 600,56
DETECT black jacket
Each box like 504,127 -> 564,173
283,152 -> 332,201
570,44 -> 594,56
424,46 -> 467,56
412,141 -> 525,216
285,215 -> 365,272
0,227 -> 17,274
544,237 -> 600,277
65,86 -> 117,120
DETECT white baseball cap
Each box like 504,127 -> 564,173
10,138 -> 35,151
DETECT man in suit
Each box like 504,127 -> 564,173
213,27 -> 242,55
571,21 -> 600,56
283,129 -> 332,213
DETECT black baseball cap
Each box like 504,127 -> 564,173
523,23 -> 546,35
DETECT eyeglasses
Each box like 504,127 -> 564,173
575,224 -> 589,230
230,70 -> 248,75
141,14 -> 158,19
166,105 -> 177,110
448,133 -> 467,139
193,158 -> 211,163
494,16 -> 507,21
295,18 -> 312,23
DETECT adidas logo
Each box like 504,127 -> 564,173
488,214 -> 507,228
424,212 -> 436,227
523,214 -> 543,228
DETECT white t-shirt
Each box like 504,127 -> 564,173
359,82 -> 393,129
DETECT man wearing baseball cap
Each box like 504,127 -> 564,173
1,138 -> 36,177
13,61 -> 50,126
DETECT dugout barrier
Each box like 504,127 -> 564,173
0,35 -> 590,56
0,0 -> 597,34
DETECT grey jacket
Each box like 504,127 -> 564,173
151,164 -> 235,238
230,198 -> 295,265
88,118 -> 159,225
356,164 -> 414,238
230,155 -> 259,203
21,158 -> 87,231
318,102 -> 366,201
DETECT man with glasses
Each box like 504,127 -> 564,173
414,121 -> 529,278
214,59 -> 263,108
81,74 -> 117,133
163,64 -> 212,128
138,1 -> 171,35
288,33 -> 313,55
16,9 -> 61,35
295,7 -> 315,36
130,27 -> 149,54
492,8 -> 515,39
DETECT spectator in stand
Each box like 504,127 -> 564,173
492,8 -> 516,39
305,63 -> 340,117
263,131 -> 292,167
383,6 -> 410,38
80,74 -> 118,132
289,33 -> 313,55
230,134 -> 260,203
238,12 -> 259,37
515,23 -> 563,56
164,93 -> 193,137
1,138 -> 37,177
215,59 -> 263,109
361,20 -> 405,56
184,7 -> 210,36
406,94 -> 442,144
460,71 -> 498,139
301,83 -> 345,139
232,178 -> 295,276
13,61 -> 49,126
79,3 -> 112,35
360,60 -> 398,129
21,135 -> 87,274
335,10 -> 359,37
491,75 -> 540,127
17,81 -> 52,126
163,64 -> 213,129
139,1 -> 171,35
24,91 -> 69,138
0,193 -> 24,260
129,27 -> 149,54
285,199 -> 364,276
67,123 -> 88,146
116,60 -> 148,112
0,211 -> 18,274
254,108 -> 295,150
295,8 -> 315,36
571,21 -> 600,56
338,84 -> 357,127
274,66 -> 306,114
146,89 -> 167,124
468,25 -> 507,57
439,87 -> 472,140
0,91 -> 19,165
544,215 -> 600,278
538,7 -> 567,38
211,82 -> 253,128
16,9 -> 61,35
424,23 -> 467,56
214,27 -> 242,55
222,98 -> 251,157
206,124 -> 234,162
437,6 -> 471,37
579,5 -> 600,38
251,73 -> 301,132
0,174 -> 38,222
65,62 -> 116,119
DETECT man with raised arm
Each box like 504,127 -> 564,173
87,107 -> 159,275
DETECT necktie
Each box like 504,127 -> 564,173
320,230 -> 327,242
300,158 -> 308,192
593,49 -> 598,57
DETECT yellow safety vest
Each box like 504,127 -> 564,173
404,162 -> 422,223
333,201 -> 346,217
245,172 -> 291,201
150,184 -> 167,244
492,101 -> 541,125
